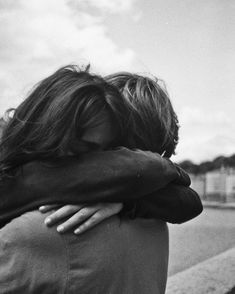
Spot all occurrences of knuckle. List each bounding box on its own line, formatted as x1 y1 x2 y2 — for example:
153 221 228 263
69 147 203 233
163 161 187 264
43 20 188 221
79 209 88 217
66 204 76 210
90 215 98 222
94 211 101 218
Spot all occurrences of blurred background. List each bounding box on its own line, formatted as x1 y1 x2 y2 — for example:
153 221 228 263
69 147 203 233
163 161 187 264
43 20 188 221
0 0 235 290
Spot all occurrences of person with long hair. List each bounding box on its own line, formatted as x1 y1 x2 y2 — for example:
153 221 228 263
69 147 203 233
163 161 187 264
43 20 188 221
33 71 200 234
0 65 202 294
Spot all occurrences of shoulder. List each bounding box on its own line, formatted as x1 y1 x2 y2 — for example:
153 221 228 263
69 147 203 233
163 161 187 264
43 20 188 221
0 211 67 294
0 210 65 251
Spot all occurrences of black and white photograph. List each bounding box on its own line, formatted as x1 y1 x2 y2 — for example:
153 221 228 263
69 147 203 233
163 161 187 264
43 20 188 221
0 0 234 293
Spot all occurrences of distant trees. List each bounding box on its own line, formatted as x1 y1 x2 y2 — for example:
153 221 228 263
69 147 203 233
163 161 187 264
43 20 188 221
179 160 199 174
179 154 235 174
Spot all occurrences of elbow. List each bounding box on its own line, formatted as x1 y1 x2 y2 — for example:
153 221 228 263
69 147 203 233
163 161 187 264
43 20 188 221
182 198 203 224
173 191 204 224
190 190 204 218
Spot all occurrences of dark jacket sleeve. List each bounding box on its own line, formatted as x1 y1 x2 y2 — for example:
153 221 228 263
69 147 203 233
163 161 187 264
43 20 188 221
0 148 190 227
124 184 203 224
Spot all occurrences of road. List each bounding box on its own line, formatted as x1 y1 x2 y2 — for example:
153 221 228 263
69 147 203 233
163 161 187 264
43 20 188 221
168 207 235 276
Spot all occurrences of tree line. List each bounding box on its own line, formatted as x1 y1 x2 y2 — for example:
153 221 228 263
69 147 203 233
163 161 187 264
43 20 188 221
179 154 235 174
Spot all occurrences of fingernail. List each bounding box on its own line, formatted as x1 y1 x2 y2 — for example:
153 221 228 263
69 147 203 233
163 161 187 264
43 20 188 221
44 218 51 225
74 229 80 235
39 206 45 211
57 225 64 233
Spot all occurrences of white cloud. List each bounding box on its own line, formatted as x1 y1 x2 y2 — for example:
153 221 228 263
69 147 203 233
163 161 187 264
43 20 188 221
0 0 137 115
74 0 136 13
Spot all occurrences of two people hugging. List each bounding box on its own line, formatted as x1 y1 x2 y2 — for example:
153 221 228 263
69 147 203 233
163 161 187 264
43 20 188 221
0 65 202 294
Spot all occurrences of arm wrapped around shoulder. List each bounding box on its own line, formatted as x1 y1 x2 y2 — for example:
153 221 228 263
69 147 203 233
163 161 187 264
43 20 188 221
0 147 193 227
123 184 203 224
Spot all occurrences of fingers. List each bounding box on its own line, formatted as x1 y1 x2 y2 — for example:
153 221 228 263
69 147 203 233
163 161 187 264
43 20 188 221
44 204 84 226
39 204 61 213
74 203 123 235
42 203 123 235
56 207 98 233
74 211 106 235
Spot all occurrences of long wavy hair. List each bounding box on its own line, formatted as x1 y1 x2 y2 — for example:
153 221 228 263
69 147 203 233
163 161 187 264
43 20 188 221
105 72 179 158
0 65 130 179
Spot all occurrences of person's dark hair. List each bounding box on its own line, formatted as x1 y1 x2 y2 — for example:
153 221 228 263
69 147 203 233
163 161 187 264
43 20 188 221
105 72 179 158
0 65 129 178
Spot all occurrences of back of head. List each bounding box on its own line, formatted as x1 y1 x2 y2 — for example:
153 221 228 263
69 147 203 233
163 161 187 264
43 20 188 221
0 65 128 177
106 72 179 158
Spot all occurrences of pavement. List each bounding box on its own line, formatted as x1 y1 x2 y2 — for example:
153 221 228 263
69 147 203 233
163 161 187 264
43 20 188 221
166 247 235 294
168 207 235 276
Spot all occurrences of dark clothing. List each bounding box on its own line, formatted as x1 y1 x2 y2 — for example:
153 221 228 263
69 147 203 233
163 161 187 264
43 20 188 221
0 148 201 294
0 211 169 294
0 148 202 227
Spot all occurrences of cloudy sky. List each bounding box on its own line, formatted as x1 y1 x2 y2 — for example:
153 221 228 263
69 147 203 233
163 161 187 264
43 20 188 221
0 0 234 163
